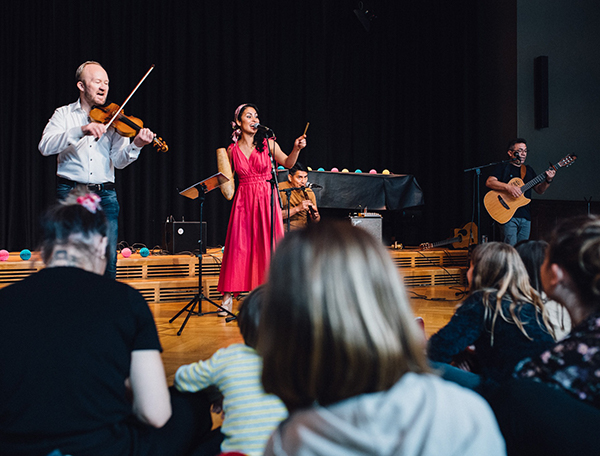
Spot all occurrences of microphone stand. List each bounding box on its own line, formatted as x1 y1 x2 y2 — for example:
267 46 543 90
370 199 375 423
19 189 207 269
265 129 282 255
279 185 305 232
464 157 517 244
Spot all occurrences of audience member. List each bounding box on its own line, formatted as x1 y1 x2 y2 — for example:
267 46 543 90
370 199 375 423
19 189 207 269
486 216 600 456
0 187 211 456
514 215 600 407
174 285 287 456
259 221 506 455
515 239 571 340
428 242 556 384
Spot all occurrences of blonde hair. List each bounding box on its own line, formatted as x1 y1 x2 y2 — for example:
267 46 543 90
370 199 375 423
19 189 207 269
259 221 429 412
75 61 104 82
469 242 555 343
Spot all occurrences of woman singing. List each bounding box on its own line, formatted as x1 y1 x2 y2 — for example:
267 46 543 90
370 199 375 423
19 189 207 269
217 103 306 315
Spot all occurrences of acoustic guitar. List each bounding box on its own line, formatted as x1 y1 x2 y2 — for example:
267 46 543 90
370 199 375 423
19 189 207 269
420 222 478 250
483 154 577 224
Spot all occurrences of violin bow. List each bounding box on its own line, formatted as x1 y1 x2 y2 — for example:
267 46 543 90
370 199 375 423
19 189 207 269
105 64 155 130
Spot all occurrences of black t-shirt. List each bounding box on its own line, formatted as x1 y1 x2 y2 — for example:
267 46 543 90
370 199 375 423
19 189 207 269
490 162 537 220
0 267 161 456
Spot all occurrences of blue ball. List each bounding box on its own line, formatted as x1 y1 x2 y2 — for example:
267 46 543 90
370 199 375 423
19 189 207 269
139 247 150 257
20 249 31 261
317 167 325 171
277 165 285 170
355 169 362 173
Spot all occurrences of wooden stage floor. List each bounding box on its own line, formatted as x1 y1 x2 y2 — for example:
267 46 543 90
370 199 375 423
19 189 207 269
153 285 465 385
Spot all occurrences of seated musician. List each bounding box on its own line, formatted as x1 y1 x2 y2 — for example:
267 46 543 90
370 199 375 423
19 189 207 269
279 162 320 231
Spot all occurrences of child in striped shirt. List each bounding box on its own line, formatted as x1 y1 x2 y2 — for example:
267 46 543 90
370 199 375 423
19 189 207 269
174 285 287 456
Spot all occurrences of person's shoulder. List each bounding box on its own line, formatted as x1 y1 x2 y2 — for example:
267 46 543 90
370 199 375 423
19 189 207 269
398 373 503 428
215 343 258 359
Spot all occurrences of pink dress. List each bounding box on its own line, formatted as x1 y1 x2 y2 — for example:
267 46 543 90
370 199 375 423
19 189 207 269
217 141 284 294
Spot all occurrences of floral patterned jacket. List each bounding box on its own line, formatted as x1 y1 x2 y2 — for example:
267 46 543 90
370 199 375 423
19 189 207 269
514 311 600 408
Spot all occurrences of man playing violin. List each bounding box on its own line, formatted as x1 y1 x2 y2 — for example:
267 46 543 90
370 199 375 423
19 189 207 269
39 61 155 279
279 162 320 232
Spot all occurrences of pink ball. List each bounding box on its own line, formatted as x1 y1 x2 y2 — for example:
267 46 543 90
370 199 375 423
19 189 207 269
0 249 9 261
369 169 377 174
331 167 339 172
121 248 132 258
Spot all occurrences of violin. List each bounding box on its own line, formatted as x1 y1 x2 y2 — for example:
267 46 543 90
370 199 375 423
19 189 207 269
90 102 168 152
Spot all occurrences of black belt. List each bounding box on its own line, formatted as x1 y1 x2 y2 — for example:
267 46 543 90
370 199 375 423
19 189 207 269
58 177 115 192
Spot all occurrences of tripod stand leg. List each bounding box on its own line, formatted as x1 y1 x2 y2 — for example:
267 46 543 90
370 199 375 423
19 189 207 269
175 298 200 336
169 295 199 323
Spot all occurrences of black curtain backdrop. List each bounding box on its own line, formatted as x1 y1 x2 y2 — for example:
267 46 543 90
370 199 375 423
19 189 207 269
0 0 479 252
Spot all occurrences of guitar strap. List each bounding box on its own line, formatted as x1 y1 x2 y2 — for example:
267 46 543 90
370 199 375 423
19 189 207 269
520 165 526 180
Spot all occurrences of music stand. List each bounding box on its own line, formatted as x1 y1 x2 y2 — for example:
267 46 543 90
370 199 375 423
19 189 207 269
169 172 234 336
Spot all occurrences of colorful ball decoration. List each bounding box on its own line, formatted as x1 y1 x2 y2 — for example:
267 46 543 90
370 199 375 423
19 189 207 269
277 165 285 170
341 168 349 173
331 167 339 172
382 169 390 175
355 169 362 173
369 169 377 174
0 249 9 261
121 247 132 258
307 166 312 171
139 247 150 257
317 167 325 171
20 249 31 261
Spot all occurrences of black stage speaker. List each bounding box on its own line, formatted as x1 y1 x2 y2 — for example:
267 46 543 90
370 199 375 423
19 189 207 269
349 213 382 242
164 221 206 254
534 56 549 129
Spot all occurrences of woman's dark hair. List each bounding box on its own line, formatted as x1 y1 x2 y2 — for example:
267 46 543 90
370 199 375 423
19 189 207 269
236 103 268 153
547 215 600 307
515 240 549 294
237 284 265 349
39 186 108 263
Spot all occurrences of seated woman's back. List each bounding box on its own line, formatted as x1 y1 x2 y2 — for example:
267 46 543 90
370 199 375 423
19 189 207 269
427 242 556 384
428 290 555 382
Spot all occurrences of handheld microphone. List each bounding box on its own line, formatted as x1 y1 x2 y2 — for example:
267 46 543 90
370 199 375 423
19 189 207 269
306 182 323 189
251 123 271 131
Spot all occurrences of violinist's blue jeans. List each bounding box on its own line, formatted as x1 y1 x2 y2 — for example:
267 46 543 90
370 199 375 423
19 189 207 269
57 183 119 280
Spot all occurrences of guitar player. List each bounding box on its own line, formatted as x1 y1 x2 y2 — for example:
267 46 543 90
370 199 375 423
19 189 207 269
485 138 555 245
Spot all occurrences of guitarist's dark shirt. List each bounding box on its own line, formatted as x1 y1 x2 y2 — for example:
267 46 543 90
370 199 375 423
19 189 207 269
490 163 537 220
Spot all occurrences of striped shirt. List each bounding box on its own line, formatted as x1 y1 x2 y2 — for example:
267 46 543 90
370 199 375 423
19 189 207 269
175 343 288 456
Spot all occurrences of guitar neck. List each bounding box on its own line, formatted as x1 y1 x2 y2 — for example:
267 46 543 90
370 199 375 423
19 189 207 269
521 160 564 192
521 171 547 193
430 236 461 248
